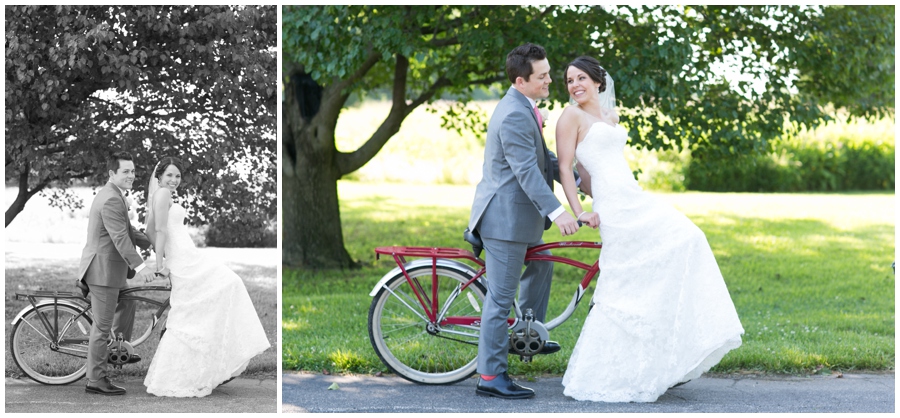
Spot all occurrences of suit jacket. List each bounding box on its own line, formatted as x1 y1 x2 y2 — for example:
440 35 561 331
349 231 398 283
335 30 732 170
468 87 560 244
77 182 151 289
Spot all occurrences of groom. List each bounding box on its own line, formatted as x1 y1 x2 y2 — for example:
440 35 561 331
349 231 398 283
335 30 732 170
76 151 155 396
468 43 579 399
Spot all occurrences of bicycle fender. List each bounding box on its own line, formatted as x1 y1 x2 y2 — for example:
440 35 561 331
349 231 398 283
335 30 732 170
369 258 478 297
10 299 89 325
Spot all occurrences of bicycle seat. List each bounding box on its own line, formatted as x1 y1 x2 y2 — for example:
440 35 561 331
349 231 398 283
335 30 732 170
463 228 483 258
75 279 89 297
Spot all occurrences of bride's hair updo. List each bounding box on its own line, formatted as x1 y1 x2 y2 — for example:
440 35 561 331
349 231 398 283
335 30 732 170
153 156 185 180
563 56 607 93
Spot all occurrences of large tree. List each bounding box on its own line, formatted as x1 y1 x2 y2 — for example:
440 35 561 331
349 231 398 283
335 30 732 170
5 5 277 239
282 5 894 269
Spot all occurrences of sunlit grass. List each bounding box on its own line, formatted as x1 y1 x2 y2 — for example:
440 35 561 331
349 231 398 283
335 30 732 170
284 181 894 377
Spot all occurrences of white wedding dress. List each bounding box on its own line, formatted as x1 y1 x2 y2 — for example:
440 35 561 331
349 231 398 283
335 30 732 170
562 122 744 402
144 203 271 397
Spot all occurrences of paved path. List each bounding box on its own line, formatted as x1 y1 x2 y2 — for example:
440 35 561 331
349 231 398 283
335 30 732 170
5 376 276 413
282 371 894 413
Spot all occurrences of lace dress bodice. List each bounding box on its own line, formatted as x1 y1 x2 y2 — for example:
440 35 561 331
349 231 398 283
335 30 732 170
164 203 199 270
576 122 640 197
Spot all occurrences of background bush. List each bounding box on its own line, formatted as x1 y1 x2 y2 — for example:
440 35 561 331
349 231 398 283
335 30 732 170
205 215 277 248
686 118 895 192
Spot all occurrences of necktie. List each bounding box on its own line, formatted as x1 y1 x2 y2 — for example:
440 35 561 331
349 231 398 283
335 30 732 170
533 105 544 133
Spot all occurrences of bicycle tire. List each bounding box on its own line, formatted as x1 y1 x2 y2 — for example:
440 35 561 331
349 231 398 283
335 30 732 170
10 303 92 385
368 264 486 385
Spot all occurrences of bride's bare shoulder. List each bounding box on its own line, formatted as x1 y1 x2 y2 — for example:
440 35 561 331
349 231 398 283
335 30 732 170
152 187 173 203
559 105 589 126
559 104 583 119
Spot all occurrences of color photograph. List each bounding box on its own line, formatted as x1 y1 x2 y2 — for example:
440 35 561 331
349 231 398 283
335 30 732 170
280 5 894 413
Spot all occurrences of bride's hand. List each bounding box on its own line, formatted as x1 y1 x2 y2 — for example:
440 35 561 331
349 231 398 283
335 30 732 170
578 212 600 228
154 266 171 279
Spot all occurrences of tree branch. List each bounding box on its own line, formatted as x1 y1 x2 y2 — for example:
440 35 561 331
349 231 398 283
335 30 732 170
332 48 381 96
430 36 459 47
469 74 507 87
336 54 413 175
406 76 452 115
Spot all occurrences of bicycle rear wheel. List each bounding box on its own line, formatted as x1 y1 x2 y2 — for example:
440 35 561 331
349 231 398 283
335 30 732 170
10 303 91 385
368 264 486 385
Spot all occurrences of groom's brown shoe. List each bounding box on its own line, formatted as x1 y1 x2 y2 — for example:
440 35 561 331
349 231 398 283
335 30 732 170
85 377 126 396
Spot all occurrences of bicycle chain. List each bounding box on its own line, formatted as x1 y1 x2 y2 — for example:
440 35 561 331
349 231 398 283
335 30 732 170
433 332 478 346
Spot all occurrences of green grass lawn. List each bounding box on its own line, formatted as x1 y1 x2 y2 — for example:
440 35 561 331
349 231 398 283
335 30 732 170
283 181 894 377
5 245 279 380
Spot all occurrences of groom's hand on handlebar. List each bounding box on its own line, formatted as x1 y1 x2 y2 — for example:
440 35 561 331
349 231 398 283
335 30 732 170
555 212 580 236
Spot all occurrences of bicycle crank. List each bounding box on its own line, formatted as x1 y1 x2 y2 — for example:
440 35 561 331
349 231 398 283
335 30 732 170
107 333 135 369
509 308 549 360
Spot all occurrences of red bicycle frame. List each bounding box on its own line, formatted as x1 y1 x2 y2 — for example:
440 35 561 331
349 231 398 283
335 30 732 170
374 241 602 328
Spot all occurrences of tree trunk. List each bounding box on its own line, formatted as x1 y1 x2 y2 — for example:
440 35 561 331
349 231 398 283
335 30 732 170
281 72 357 269
281 59 431 269
281 138 356 269
5 192 28 227
5 166 44 227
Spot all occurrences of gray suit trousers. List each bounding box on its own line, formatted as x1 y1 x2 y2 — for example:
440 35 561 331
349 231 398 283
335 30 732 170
477 236 553 375
85 283 136 382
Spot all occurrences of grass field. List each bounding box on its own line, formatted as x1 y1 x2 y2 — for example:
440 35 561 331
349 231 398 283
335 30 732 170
283 181 894 378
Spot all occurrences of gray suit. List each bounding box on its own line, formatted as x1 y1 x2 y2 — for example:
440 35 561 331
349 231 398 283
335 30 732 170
77 182 151 382
468 87 561 375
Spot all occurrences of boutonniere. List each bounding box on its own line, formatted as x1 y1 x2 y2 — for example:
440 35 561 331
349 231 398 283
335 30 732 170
539 108 550 128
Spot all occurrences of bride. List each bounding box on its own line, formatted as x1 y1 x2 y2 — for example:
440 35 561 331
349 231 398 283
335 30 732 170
142 156 271 397
555 56 744 402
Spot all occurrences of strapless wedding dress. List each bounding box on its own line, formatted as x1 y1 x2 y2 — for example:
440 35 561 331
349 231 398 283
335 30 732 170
144 203 270 397
561 122 744 402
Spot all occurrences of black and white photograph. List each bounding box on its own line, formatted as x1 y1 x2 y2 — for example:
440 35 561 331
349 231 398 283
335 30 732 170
5 5 277 413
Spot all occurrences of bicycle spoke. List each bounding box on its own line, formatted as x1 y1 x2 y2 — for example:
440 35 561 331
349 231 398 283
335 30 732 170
383 285 430 323
370 265 485 384
18 318 55 344
12 304 90 384
436 284 463 323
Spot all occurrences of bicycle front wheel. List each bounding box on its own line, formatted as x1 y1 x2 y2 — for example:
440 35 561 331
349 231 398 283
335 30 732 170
368 264 486 385
10 303 91 385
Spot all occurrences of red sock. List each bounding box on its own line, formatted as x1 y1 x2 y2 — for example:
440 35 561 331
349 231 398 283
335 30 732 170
480 374 496 381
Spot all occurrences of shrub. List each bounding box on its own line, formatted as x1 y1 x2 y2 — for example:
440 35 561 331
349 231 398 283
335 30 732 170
685 119 895 192
204 215 277 248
